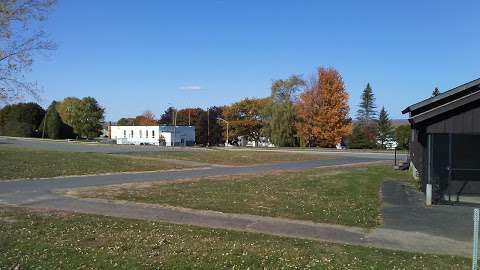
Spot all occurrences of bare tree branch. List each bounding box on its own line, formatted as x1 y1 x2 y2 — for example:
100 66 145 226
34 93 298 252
0 0 56 104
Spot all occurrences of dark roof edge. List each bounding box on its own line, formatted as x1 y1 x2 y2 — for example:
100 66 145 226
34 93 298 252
409 89 480 124
402 77 480 114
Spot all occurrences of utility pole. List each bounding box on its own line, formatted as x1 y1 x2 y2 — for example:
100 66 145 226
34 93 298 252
173 109 177 148
41 108 48 139
216 117 229 146
207 108 210 147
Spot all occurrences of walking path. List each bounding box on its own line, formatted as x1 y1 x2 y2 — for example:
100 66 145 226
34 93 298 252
22 193 470 257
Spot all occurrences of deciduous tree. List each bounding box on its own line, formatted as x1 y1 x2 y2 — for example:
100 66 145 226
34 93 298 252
70 97 104 139
268 75 305 147
117 117 134 126
0 0 57 103
223 97 271 144
42 101 62 139
134 110 157 125
0 102 44 137
56 97 81 127
395 124 411 150
297 68 351 147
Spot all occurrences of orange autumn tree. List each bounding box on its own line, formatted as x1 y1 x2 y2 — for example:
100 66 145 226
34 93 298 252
134 110 157 126
297 67 352 147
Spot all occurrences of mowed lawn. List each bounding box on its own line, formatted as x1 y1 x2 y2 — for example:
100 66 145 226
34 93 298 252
0 146 190 180
0 207 468 269
75 165 412 228
128 149 336 165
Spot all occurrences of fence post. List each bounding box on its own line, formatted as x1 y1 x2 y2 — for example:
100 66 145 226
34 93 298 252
394 147 397 166
473 208 479 270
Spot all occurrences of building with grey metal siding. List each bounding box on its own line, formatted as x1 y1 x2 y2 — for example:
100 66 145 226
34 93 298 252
403 78 480 204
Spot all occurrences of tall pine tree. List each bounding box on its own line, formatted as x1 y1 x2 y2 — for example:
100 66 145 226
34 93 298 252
377 106 393 149
356 83 377 125
350 83 378 148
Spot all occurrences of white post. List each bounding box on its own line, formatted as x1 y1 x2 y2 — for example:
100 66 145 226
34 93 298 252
426 134 432 206
473 208 479 270
426 184 432 206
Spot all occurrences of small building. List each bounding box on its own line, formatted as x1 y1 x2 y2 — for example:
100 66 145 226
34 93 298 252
402 78 480 204
109 125 195 146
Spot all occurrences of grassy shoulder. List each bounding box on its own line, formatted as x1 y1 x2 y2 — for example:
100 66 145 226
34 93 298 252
0 206 468 269
128 148 336 165
0 146 190 180
75 165 413 228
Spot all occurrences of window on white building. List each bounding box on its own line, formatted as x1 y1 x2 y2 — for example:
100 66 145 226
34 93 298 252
139 130 142 138
152 130 155 138
131 130 134 138
146 130 148 138
123 130 126 138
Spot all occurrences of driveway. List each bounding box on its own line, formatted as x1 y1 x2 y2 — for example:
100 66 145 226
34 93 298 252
382 180 474 242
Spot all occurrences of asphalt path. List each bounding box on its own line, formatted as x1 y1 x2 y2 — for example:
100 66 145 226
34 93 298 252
0 136 408 160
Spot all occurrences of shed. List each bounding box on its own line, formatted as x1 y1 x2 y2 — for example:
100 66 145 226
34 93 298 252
402 78 480 204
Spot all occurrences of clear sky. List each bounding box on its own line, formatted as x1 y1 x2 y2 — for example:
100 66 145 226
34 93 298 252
28 0 479 121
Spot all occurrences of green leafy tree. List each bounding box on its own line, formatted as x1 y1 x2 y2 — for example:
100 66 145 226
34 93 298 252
41 101 62 139
0 102 45 137
348 124 366 149
377 107 393 149
268 75 305 147
223 97 271 144
71 97 105 139
196 107 224 146
395 124 411 150
56 97 81 127
117 118 134 126
356 83 377 125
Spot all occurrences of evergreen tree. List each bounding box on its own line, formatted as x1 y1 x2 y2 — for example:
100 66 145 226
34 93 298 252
42 102 62 139
395 124 411 150
356 83 377 124
268 75 305 147
377 106 393 149
0 102 45 137
432 87 441 97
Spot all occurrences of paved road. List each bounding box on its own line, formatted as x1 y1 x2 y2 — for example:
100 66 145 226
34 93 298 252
0 136 408 160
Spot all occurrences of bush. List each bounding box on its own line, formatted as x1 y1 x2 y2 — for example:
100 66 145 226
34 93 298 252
0 103 45 137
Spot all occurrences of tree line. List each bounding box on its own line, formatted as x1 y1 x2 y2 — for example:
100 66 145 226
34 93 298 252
117 67 411 149
0 97 104 139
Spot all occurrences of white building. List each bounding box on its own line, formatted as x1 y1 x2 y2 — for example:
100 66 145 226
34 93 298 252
109 125 195 146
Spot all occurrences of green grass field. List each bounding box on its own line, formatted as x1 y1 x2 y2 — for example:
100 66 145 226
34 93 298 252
75 165 414 228
127 148 335 165
0 146 190 180
0 206 468 269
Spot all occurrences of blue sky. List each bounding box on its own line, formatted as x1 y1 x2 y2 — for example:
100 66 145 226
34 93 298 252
29 0 479 121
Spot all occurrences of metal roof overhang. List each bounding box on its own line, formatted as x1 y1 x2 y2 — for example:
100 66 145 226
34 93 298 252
409 89 480 124
402 78 480 114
